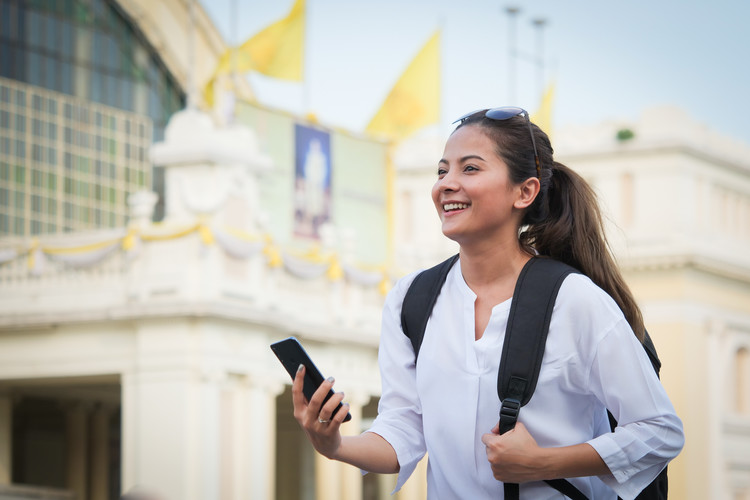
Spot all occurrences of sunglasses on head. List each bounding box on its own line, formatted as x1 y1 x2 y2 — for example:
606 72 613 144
453 106 541 181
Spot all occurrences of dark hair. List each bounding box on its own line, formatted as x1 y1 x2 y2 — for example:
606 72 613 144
455 112 645 342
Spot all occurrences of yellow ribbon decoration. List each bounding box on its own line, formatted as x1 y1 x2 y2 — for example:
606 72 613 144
121 228 138 251
140 224 199 241
43 237 122 255
378 273 391 296
326 255 344 281
263 235 283 268
198 223 215 246
27 238 39 270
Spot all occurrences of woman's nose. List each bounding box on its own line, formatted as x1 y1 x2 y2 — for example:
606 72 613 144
438 170 459 192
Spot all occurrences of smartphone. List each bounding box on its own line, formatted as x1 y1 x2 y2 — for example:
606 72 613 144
270 337 351 422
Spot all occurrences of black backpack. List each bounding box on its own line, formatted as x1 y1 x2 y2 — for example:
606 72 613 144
400 254 668 500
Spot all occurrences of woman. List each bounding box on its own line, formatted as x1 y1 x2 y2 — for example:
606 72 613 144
292 107 684 499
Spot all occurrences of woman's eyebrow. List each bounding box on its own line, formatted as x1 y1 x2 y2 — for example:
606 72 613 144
438 155 486 165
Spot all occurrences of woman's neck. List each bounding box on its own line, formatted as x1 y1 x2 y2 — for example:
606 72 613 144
458 238 532 290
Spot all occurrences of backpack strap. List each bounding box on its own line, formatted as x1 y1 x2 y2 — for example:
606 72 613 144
400 254 459 359
498 257 585 500
497 257 578 431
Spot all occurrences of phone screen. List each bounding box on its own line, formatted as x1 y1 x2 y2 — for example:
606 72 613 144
270 337 352 422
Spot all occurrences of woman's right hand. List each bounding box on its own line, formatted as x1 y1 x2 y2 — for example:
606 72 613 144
292 364 350 459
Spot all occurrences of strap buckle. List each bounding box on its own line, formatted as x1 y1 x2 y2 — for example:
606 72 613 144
498 398 521 434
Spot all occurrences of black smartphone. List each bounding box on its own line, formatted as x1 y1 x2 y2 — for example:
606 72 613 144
270 336 351 422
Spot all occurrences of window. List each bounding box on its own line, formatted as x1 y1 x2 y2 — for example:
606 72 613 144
737 347 750 415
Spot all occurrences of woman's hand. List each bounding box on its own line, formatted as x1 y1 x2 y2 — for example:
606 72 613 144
292 364 350 459
481 422 544 483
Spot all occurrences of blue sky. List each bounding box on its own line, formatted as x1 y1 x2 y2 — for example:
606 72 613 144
200 0 749 144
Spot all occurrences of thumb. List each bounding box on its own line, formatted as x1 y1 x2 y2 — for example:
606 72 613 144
490 423 500 435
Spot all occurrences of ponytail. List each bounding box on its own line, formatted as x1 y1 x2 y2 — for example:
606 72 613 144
520 162 646 342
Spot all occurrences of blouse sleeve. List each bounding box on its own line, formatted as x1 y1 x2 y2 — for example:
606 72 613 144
365 272 427 493
584 312 685 500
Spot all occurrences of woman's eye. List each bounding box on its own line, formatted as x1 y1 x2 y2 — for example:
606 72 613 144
437 168 447 176
464 165 478 172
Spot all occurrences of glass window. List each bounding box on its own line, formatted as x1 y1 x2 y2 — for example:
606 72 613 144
43 13 58 53
64 127 72 144
0 110 8 128
32 144 43 162
32 169 42 187
14 165 25 184
64 177 72 194
1 3 12 41
13 216 23 235
48 173 56 190
46 222 56 232
15 114 25 133
32 94 43 111
108 187 115 203
64 201 72 218
47 199 56 215
0 85 9 102
32 118 42 136
14 140 24 158
48 123 56 140
44 55 58 90
27 51 42 86
26 10 42 48
61 19 74 58
32 194 42 212
48 147 56 165
15 89 25 106
0 187 7 206
0 214 7 233
0 162 8 180
0 42 11 78
31 220 41 235
14 191 24 209
0 137 9 155
64 152 72 169
47 99 56 115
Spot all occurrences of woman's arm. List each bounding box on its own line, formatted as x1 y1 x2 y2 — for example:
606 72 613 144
481 422 609 483
292 366 399 474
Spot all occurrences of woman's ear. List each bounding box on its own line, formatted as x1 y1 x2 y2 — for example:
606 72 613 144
514 177 541 210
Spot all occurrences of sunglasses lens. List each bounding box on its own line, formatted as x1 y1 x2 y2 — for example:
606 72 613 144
452 109 486 124
485 107 525 120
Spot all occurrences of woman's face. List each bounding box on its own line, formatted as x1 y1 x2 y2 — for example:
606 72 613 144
431 125 523 246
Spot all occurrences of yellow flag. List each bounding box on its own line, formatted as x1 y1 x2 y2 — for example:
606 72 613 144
531 82 555 136
239 0 305 80
204 0 304 106
366 30 440 141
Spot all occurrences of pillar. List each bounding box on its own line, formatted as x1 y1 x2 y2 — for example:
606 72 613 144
246 378 284 500
65 403 90 500
0 395 11 484
89 404 112 500
314 393 370 500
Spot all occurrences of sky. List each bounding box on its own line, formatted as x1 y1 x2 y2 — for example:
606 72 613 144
200 0 750 145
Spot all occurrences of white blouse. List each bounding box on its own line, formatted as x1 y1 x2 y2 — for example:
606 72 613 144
366 259 684 500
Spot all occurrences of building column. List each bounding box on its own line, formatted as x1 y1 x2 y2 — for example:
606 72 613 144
245 378 284 500
65 403 90 500
315 392 370 500
0 394 11 484
89 404 112 500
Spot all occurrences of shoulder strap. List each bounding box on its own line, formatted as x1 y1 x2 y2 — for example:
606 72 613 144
497 257 578 412
400 254 459 359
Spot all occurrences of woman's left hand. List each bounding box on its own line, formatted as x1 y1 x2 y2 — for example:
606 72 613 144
481 422 545 483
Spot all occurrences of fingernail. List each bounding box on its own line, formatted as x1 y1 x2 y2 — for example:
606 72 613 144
340 392 345 398
326 376 334 383
297 364 304 373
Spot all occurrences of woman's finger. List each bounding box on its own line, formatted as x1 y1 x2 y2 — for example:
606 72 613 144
307 376 335 414
318 391 346 422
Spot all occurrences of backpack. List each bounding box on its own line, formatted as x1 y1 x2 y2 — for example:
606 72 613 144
400 254 668 500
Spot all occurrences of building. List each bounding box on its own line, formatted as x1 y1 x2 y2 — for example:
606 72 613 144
0 0 238 234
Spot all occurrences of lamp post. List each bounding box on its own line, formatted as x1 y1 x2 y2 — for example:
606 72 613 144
532 18 547 98
505 6 520 104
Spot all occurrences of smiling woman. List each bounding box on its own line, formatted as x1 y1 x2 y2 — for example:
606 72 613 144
288 107 684 500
